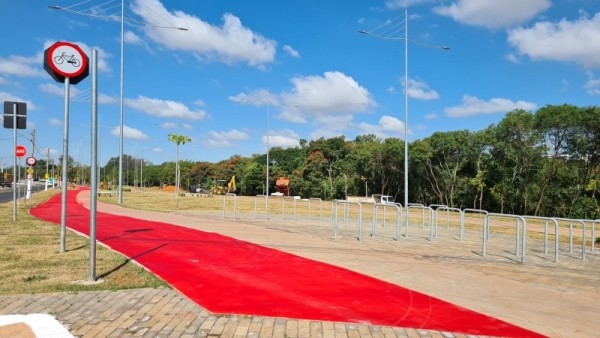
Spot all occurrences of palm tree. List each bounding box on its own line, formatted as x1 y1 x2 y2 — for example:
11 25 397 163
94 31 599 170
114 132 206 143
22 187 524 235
167 133 192 209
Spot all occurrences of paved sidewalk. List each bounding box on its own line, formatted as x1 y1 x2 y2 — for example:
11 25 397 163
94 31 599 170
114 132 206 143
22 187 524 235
3 191 599 337
0 288 466 338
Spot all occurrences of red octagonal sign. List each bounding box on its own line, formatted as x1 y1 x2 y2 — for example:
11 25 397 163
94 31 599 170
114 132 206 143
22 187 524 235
16 145 26 158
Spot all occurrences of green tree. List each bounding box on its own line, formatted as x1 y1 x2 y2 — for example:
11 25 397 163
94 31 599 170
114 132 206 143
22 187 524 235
167 133 192 208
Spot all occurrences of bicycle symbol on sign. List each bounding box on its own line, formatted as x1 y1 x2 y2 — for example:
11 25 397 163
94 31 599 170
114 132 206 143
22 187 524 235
54 52 81 67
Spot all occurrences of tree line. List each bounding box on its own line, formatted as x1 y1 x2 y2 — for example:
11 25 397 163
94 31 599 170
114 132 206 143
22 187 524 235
55 104 600 219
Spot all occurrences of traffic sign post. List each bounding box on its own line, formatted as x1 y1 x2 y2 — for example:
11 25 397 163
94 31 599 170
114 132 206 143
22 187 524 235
44 41 89 253
25 157 37 166
16 145 26 158
4 102 28 221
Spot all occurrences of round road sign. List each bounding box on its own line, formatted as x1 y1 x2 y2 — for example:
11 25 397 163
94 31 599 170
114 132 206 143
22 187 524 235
16 145 26 158
46 42 88 79
26 157 37 166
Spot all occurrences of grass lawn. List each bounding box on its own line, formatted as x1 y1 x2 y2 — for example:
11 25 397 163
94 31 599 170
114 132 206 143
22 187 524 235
0 188 168 295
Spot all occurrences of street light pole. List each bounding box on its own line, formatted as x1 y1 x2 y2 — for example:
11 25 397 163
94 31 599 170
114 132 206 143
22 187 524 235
266 103 270 215
118 0 125 204
403 8 409 212
358 8 448 214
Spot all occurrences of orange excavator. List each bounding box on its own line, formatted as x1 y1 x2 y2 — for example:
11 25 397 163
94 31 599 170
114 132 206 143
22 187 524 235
275 177 290 196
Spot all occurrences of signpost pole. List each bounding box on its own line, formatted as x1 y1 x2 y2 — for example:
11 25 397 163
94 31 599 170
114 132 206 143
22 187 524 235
60 77 70 253
12 103 17 221
44 41 89 253
89 49 98 281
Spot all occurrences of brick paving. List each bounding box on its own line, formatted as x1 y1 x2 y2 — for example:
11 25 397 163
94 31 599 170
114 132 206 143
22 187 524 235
0 289 470 337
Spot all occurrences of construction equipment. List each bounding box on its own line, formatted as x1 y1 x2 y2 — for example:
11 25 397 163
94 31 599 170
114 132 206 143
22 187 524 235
1 172 12 188
212 176 236 195
275 177 290 196
227 175 236 193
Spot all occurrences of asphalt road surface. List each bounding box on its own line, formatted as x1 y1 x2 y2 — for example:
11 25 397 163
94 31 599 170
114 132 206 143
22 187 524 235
0 181 49 204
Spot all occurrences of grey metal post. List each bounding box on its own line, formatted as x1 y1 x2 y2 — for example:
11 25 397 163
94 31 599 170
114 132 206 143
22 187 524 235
12 103 17 221
60 76 71 253
89 49 98 281
117 0 125 205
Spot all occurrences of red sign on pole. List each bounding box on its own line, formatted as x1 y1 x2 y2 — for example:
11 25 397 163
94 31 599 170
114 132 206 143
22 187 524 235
16 145 26 158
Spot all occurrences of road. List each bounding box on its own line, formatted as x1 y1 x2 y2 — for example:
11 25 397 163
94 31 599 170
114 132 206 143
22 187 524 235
0 181 50 204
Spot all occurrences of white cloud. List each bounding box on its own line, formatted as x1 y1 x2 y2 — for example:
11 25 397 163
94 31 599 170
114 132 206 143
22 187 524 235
584 78 600 95
281 71 375 118
232 71 375 137
310 115 354 139
39 83 83 100
124 31 144 45
277 109 306 124
0 91 36 110
131 0 277 68
406 78 439 100
264 129 300 148
508 13 600 69
152 147 163 152
160 122 177 129
424 113 438 120
445 95 537 117
204 129 249 148
229 89 278 107
125 95 207 120
39 83 116 104
49 118 62 126
111 125 149 140
386 0 435 9
212 129 249 141
283 45 300 58
359 115 408 139
434 0 550 29
0 54 43 78
99 93 117 104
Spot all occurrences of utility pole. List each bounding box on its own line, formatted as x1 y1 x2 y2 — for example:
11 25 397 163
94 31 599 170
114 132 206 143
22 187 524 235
46 148 50 191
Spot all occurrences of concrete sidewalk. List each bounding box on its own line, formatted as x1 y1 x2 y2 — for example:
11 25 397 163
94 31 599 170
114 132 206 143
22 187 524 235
3 191 599 337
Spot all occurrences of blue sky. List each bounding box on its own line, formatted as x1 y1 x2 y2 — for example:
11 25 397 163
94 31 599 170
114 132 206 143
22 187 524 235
1 0 599 167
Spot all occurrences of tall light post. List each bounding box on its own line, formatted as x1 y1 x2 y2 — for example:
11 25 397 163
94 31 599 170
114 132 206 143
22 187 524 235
266 102 270 201
118 0 125 204
359 8 448 211
48 2 188 204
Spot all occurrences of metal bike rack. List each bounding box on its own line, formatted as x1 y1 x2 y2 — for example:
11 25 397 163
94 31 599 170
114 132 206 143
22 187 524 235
308 198 323 221
435 206 463 239
590 220 598 254
332 200 363 241
522 215 559 263
253 195 268 220
222 193 237 219
429 204 448 235
555 218 587 260
484 213 527 263
406 205 434 241
281 196 298 221
462 209 488 242
372 203 403 241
